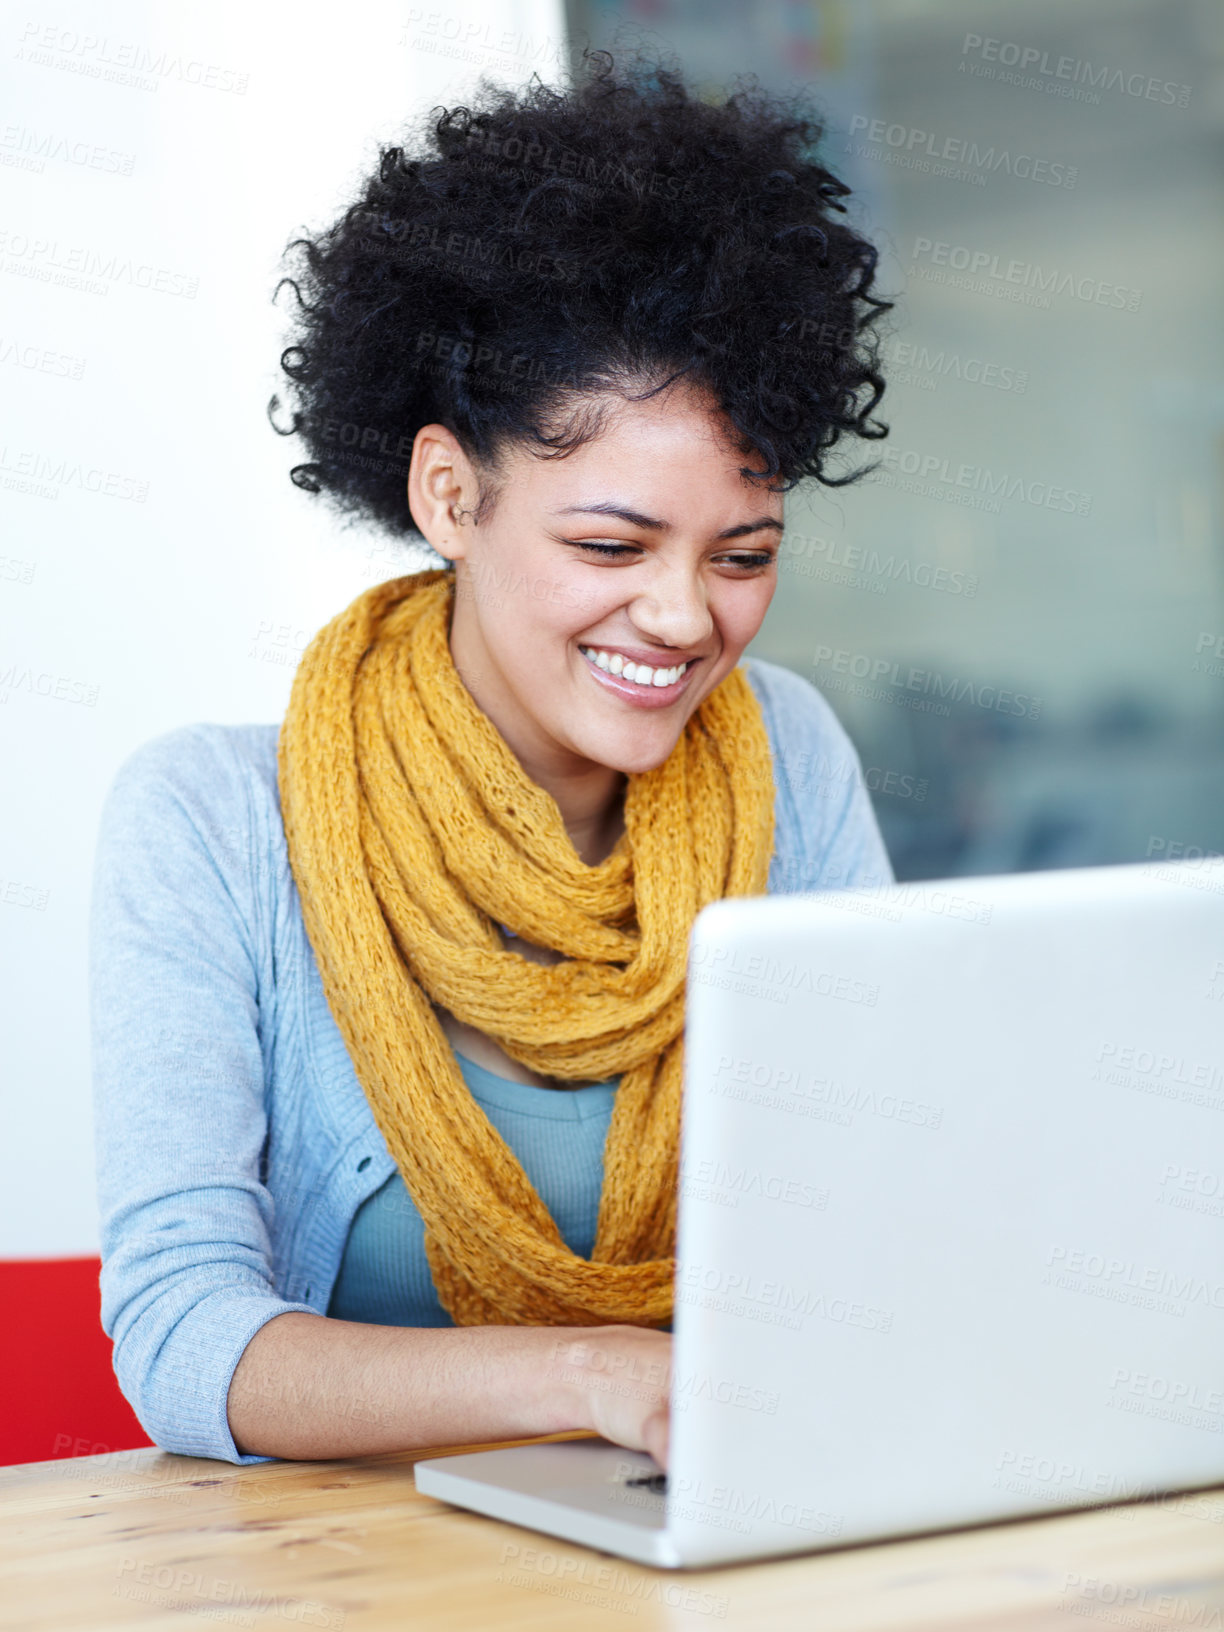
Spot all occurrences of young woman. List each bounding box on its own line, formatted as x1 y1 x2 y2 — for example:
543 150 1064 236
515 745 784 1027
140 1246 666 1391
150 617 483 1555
90 49 893 1469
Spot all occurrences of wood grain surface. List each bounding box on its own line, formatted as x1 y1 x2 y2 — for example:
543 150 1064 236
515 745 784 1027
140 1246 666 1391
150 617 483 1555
2 1437 1222 1631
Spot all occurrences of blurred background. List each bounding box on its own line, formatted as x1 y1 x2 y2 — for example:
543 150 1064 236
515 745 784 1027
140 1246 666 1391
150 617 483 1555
566 0 1224 881
1 0 1221 1458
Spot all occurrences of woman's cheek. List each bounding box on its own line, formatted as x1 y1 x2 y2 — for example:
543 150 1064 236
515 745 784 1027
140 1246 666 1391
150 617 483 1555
717 580 775 653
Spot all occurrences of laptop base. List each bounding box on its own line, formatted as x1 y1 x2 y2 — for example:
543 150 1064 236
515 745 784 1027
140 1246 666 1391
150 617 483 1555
414 1439 682 1568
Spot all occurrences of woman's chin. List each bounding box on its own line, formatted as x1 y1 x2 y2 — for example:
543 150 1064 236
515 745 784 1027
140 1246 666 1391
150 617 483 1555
569 723 685 779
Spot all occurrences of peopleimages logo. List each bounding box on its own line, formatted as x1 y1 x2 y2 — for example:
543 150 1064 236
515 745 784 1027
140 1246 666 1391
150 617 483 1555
846 114 1076 187
882 338 1027 395
0 122 137 176
1109 1367 1224 1419
877 444 1092 515
680 1154 828 1211
14 23 251 94
811 647 1042 721
783 532 979 597
0 228 199 298
959 33 1191 107
688 940 880 1006
1045 1244 1224 1315
677 1264 894 1334
909 237 1141 312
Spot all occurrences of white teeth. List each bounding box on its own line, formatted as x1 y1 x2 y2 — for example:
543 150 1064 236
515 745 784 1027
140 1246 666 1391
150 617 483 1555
580 646 691 688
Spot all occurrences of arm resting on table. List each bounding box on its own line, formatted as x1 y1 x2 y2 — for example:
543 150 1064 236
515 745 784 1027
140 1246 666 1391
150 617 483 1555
227 1314 672 1465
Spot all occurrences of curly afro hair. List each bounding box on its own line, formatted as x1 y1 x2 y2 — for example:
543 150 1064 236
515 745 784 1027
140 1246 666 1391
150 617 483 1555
270 46 892 537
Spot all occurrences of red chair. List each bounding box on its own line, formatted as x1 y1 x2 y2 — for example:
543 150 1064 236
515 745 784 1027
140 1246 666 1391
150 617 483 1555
0 1258 152 1466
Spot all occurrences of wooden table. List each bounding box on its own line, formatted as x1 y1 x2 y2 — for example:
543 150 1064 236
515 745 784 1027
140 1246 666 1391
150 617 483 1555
3 1435 1222 1630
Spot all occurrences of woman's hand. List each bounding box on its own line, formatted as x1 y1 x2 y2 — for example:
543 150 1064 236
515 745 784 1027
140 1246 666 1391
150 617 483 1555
546 1325 672 1469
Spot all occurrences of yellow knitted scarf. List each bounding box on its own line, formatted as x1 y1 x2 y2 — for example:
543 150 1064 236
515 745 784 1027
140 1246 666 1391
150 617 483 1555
277 568 775 1327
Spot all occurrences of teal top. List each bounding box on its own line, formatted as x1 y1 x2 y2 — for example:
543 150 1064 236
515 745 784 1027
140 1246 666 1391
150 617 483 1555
327 1048 622 1326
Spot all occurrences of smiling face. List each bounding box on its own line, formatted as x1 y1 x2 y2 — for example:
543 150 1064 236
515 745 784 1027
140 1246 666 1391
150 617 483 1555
407 378 783 826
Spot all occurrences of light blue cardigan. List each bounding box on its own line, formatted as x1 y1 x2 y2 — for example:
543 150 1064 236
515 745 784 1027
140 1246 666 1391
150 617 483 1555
89 656 893 1463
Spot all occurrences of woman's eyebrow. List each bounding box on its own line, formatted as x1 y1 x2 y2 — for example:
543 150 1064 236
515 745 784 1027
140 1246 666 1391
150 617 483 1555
553 501 784 540
717 516 785 540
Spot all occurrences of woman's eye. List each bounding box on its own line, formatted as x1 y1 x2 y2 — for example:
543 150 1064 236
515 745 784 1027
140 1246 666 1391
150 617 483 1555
570 541 638 559
720 553 776 570
565 542 776 569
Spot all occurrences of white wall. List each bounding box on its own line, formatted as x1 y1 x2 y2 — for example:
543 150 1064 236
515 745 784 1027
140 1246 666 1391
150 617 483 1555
0 0 567 1256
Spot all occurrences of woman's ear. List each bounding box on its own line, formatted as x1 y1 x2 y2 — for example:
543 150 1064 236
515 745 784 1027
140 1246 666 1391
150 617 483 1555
407 424 481 562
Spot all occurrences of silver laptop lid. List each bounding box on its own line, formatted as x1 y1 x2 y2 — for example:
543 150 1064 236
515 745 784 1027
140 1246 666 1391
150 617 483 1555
669 859 1224 1566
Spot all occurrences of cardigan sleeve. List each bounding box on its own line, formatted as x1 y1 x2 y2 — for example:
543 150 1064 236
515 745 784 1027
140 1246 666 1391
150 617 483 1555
89 725 315 1463
743 657 895 893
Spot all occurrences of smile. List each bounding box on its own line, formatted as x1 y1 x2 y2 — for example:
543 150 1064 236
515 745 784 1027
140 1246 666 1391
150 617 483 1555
578 644 698 705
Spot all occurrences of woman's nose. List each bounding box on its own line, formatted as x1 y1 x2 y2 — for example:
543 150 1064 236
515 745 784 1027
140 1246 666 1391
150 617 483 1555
627 565 715 650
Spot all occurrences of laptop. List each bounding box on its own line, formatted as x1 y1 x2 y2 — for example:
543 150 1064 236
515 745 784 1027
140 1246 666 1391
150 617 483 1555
415 859 1224 1568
